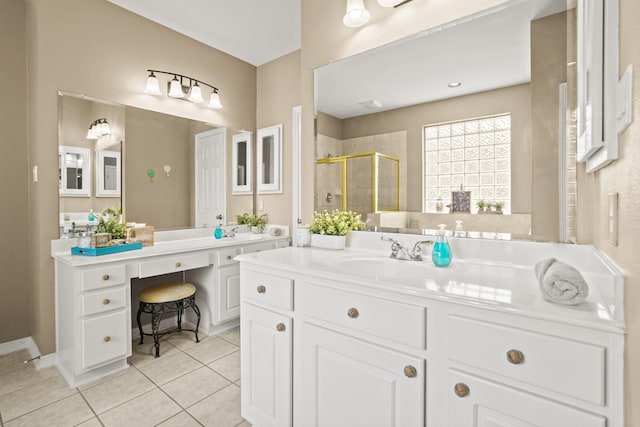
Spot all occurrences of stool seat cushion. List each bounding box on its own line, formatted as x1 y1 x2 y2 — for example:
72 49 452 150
139 282 196 303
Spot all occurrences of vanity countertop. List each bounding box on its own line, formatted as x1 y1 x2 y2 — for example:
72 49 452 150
51 232 289 267
237 232 625 334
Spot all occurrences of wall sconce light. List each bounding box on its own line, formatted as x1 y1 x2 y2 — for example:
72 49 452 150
144 70 222 109
86 118 112 140
343 0 370 27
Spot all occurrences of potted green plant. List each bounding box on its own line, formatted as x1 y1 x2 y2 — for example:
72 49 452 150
235 213 268 233
96 207 126 240
494 201 504 214
476 200 487 213
308 210 365 249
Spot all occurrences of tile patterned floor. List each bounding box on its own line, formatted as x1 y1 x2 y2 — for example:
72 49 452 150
0 328 251 427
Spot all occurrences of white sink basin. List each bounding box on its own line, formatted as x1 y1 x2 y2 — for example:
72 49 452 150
335 256 446 281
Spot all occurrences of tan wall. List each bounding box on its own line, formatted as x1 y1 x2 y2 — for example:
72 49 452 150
256 50 301 229
598 0 640 423
530 12 566 241
338 84 532 214
25 0 256 354
0 0 30 343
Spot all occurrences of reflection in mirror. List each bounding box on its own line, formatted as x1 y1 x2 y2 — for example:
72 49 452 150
232 132 253 195
59 146 91 196
315 0 574 242
257 124 283 194
58 92 252 236
96 150 121 197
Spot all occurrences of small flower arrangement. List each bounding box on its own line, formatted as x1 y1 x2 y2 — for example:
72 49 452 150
309 210 365 236
235 213 268 230
96 207 126 239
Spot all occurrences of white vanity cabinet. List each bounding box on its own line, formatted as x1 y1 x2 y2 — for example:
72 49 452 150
240 269 293 427
189 238 290 331
53 232 291 388
56 262 131 387
237 244 625 427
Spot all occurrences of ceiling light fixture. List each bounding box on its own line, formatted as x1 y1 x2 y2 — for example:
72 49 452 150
343 0 370 27
448 81 462 88
86 118 112 140
143 69 222 109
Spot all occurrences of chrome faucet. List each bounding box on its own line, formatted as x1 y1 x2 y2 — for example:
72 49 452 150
381 236 433 261
224 227 239 238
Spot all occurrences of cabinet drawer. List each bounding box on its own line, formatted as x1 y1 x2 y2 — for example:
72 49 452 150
217 247 242 267
80 310 129 372
242 242 275 254
81 265 126 292
448 316 605 405
447 370 606 427
241 270 293 310
138 252 209 278
81 287 127 316
299 282 426 349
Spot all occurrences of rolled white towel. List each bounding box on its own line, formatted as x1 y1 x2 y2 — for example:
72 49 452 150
534 258 589 305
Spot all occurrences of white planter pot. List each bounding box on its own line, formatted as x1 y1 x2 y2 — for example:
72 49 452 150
310 234 346 250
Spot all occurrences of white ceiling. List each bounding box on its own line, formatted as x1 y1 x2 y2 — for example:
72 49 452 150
107 0 301 66
316 0 568 119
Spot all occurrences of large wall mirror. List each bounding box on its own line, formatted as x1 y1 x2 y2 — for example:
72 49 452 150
57 92 253 237
315 0 580 243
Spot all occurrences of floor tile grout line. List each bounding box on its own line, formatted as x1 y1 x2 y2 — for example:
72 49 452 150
77 388 106 427
1 389 83 425
0 366 58 399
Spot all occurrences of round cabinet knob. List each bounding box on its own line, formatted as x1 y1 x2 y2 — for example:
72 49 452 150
347 308 359 319
276 323 286 332
257 285 266 294
227 255 233 260
404 365 417 378
175 262 182 268
454 383 470 398
102 274 110 281
102 299 110 305
103 336 111 343
506 349 524 365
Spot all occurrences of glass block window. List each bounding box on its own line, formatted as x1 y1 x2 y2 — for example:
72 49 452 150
423 114 511 213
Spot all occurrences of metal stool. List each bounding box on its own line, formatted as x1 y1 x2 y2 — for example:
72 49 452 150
136 282 201 357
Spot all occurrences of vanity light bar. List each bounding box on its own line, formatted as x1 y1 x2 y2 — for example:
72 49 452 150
144 70 222 109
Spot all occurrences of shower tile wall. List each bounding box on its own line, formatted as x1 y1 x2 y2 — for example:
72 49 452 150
316 134 343 211
316 131 407 217
343 131 407 214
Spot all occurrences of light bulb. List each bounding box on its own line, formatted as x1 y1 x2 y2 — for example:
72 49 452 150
343 0 370 27
168 76 185 98
188 82 204 103
144 71 162 95
208 90 222 109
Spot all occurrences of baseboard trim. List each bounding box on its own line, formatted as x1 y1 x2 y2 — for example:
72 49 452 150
0 336 57 369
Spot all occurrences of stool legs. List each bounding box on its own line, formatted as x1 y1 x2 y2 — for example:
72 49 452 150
137 297 201 358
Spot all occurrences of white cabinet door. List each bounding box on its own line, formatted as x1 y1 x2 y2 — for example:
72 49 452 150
241 303 292 427
215 265 241 324
301 323 424 427
448 370 606 427
80 310 129 372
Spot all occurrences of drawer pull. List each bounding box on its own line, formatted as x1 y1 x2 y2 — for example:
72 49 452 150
102 299 110 305
103 336 111 343
102 274 110 281
506 349 524 365
276 323 286 332
257 285 266 294
454 383 470 398
347 307 359 319
175 262 182 268
227 255 233 260
403 365 417 378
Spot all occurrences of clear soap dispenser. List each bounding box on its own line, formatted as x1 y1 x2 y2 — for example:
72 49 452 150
432 224 452 267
